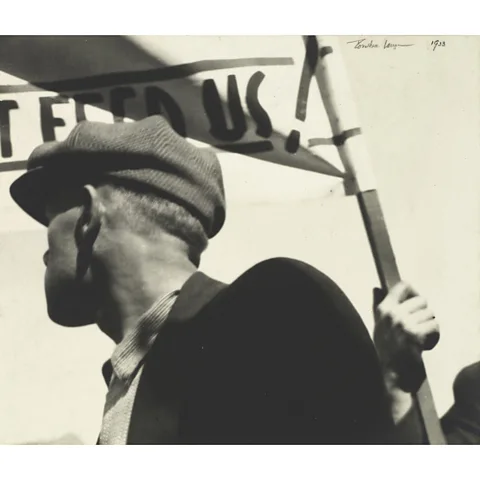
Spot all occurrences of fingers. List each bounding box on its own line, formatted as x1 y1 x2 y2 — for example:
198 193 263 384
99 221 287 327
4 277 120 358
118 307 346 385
397 296 428 315
377 292 437 336
390 281 419 303
373 282 412 309
376 282 431 320
374 281 439 350
375 283 407 319
384 311 439 350
395 303 435 326
402 319 440 351
373 282 439 392
377 298 432 326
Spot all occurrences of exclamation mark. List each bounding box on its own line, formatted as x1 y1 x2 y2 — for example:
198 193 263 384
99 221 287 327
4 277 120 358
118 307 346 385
285 36 319 154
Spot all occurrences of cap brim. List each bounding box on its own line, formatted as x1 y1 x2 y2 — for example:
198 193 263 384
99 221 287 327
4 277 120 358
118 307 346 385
10 167 54 227
10 164 227 238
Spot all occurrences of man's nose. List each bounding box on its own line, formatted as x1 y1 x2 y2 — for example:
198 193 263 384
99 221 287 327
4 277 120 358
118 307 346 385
43 250 50 267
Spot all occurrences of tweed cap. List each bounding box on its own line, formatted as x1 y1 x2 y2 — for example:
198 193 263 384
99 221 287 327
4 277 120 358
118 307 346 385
10 115 226 238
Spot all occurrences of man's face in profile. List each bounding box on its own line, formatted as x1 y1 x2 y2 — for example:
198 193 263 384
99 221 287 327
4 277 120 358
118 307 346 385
43 191 98 328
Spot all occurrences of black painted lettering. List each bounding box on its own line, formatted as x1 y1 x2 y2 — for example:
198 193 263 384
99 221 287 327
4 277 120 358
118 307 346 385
145 86 186 137
73 92 104 123
285 130 300 154
0 100 19 158
39 96 69 142
246 71 272 138
285 36 319 154
110 87 136 123
202 75 246 142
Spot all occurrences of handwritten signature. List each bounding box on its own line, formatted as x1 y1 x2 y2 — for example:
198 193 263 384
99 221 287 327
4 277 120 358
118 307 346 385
346 38 414 50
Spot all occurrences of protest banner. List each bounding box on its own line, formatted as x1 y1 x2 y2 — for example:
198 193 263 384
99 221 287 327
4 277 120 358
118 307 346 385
0 35 357 232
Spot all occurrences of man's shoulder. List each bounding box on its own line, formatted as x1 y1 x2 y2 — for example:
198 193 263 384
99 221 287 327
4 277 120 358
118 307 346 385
226 257 346 300
202 257 364 342
194 257 339 315
222 257 361 322
199 258 381 415
234 256 333 282
440 361 480 444
451 361 480 404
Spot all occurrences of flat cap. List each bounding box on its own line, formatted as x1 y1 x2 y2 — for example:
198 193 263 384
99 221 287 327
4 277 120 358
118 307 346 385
10 115 226 238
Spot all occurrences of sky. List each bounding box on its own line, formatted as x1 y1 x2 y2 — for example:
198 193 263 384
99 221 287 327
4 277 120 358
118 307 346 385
0 35 479 444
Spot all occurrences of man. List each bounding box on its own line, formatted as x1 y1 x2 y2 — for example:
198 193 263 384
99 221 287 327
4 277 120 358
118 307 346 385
373 282 480 444
10 115 394 444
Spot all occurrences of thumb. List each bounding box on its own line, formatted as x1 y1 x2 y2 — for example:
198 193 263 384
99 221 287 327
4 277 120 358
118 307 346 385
373 287 386 310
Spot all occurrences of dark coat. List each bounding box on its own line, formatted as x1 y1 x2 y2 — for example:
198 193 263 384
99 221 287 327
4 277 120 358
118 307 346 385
101 257 394 444
396 361 480 444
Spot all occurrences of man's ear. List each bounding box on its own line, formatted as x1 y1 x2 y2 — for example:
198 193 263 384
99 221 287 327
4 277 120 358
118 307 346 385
75 185 104 264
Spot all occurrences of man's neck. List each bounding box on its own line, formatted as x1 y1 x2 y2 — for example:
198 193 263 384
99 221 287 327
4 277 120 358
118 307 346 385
95 239 197 344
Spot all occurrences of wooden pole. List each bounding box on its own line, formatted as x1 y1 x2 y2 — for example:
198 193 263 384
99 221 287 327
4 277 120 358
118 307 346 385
310 35 446 444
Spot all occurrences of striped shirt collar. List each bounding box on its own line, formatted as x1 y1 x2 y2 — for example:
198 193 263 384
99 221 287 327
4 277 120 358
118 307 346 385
110 290 179 384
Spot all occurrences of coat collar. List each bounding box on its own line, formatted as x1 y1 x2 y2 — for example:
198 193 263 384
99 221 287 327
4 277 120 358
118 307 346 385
101 271 227 386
